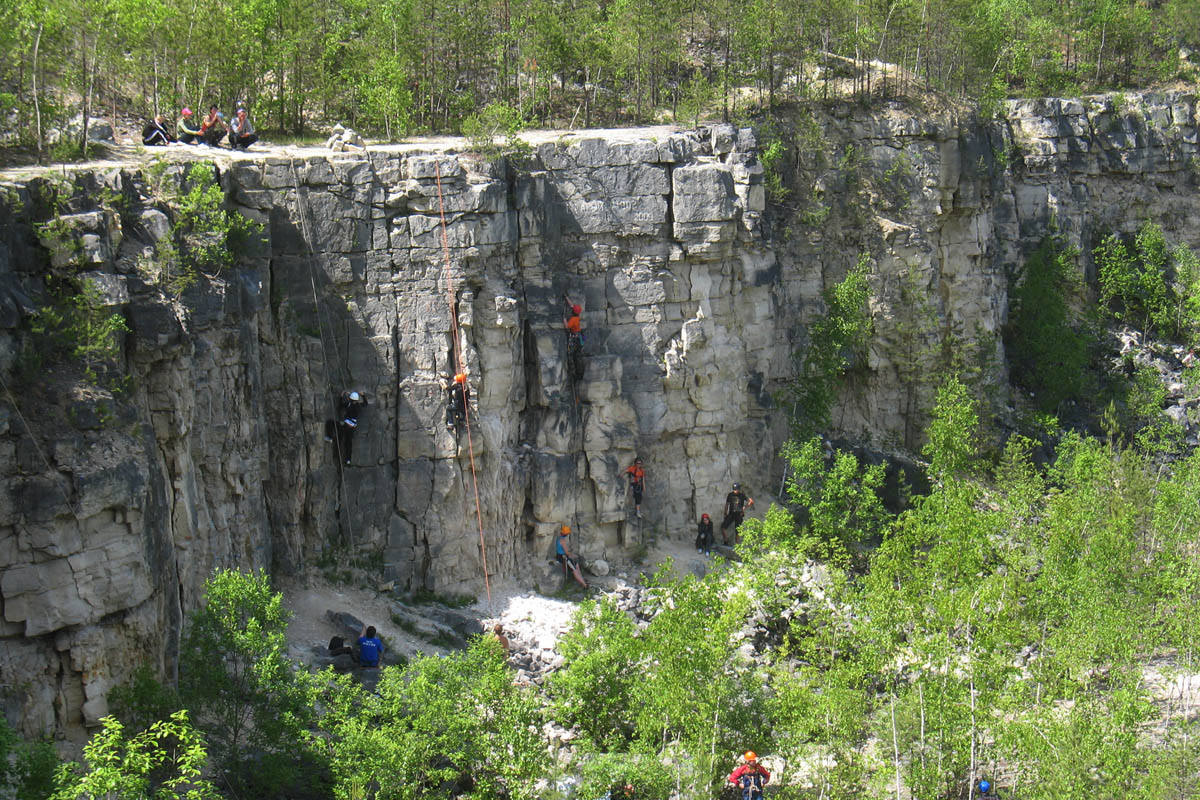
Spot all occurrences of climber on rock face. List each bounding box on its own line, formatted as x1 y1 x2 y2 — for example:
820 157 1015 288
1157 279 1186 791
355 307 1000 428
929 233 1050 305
441 372 471 432
325 390 367 466
720 483 754 545
555 525 589 589
625 457 646 518
563 294 585 384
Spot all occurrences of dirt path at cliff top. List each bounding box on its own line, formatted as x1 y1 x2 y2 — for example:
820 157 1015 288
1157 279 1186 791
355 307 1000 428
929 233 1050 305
0 125 685 181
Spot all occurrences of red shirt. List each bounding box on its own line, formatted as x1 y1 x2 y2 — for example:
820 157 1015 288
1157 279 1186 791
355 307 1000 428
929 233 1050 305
565 315 581 333
625 464 645 486
728 764 770 785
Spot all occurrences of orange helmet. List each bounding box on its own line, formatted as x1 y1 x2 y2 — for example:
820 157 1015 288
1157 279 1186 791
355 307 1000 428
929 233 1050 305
560 525 571 534
744 751 757 762
454 373 466 383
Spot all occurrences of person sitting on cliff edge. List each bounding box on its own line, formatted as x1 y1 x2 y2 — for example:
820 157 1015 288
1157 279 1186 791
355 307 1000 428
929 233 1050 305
563 294 585 384
324 389 367 465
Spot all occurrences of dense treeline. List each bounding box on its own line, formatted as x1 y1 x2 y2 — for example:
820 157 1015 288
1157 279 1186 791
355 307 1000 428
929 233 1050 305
1 0 1199 154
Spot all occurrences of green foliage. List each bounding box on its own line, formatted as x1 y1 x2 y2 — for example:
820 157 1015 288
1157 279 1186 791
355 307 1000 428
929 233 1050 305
179 569 317 797
787 254 873 435
1005 235 1091 410
923 374 979 480
576 751 674 800
162 162 260 292
26 277 129 385
549 598 640 748
316 637 547 800
462 103 531 165
758 135 790 203
1095 221 1200 342
50 711 218 800
0 713 59 800
780 437 886 560
109 666 181 734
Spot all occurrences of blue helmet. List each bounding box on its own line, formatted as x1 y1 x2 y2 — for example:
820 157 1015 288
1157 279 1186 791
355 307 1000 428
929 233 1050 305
978 779 991 793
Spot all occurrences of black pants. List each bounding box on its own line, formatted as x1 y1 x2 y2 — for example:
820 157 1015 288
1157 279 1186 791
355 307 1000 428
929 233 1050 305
179 132 198 144
229 132 258 149
567 335 585 382
143 130 170 146
202 127 224 146
720 512 744 541
325 420 355 464
696 526 713 552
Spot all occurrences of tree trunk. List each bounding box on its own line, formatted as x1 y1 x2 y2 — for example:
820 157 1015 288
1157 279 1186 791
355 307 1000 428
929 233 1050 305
32 23 44 164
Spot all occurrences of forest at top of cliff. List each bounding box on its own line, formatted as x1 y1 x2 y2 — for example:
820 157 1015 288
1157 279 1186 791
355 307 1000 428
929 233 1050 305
1 0 1199 160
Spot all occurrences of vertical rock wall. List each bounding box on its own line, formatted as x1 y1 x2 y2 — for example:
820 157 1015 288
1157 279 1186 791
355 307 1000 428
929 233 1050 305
0 91 1198 741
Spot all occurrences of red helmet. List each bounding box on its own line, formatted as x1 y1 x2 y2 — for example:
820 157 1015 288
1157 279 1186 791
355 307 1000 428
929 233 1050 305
701 513 710 520
571 304 581 315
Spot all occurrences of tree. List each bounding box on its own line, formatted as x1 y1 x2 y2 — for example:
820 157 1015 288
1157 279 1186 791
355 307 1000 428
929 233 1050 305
179 569 316 796
50 711 218 800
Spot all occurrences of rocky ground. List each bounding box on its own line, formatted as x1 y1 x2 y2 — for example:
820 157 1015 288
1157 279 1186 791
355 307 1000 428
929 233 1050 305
281 528 730 686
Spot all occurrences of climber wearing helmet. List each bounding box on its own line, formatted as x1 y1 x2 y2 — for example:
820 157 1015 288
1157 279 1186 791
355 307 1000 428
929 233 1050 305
325 389 368 466
728 751 769 800
721 483 754 545
563 294 585 384
555 525 589 589
695 512 714 555
625 457 646 518
441 372 472 432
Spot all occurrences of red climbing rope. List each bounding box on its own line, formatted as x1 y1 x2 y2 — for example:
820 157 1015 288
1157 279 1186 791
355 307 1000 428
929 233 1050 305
435 159 492 605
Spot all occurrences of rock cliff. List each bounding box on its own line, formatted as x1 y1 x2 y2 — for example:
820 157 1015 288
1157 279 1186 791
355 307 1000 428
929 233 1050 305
0 91 1197 740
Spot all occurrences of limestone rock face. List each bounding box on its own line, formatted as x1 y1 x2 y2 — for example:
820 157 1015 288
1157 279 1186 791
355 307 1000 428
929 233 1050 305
1 90 1198 742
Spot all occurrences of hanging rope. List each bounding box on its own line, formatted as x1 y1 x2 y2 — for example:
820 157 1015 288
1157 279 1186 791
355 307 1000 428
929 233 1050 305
434 159 492 605
289 158 356 550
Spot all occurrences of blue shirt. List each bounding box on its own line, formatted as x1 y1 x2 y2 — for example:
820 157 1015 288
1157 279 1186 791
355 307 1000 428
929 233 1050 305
358 635 382 666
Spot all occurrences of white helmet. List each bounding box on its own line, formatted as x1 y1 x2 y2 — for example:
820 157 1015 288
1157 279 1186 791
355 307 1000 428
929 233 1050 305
349 391 360 401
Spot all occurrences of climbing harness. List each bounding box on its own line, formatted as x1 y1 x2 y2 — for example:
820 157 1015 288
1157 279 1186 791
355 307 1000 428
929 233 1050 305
434 160 492 605
289 158 357 549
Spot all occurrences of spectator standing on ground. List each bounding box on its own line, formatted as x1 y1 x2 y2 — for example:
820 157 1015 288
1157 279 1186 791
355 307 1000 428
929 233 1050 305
357 624 383 667
625 457 645 518
720 483 754 545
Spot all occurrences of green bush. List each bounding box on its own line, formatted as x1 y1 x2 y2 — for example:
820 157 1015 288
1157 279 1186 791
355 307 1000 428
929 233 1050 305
317 637 546 800
26 277 129 385
1094 221 1200 342
1005 235 1090 411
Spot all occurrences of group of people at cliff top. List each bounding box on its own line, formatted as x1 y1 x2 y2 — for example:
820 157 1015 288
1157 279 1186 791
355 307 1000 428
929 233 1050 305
141 103 258 150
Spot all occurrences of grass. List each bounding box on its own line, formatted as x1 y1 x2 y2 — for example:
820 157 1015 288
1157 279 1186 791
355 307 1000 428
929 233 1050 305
409 588 475 608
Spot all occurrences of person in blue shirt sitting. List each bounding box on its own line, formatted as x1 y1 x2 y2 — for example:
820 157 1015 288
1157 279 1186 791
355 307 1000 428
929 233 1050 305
357 624 383 667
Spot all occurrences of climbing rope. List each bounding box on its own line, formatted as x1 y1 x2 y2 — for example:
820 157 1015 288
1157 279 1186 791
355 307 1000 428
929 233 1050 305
434 159 492 605
289 158 356 550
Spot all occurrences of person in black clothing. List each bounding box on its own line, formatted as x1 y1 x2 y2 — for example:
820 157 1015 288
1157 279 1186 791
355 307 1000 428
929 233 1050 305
720 483 754 545
442 372 470 431
142 115 175 146
324 390 367 465
695 513 714 554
